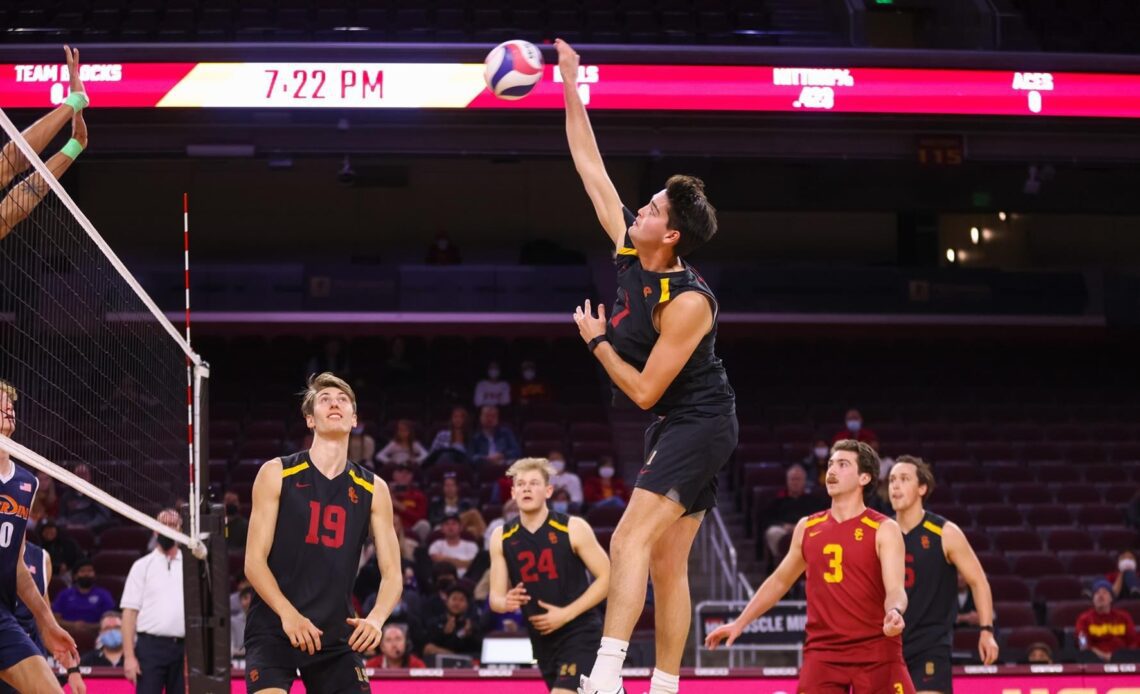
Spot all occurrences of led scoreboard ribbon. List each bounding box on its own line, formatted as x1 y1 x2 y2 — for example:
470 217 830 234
3 61 1140 118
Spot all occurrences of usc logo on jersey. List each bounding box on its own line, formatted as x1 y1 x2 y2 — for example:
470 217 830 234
548 531 558 545
348 487 359 505
854 528 864 542
921 535 930 550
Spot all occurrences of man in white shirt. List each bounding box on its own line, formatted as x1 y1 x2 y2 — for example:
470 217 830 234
428 515 479 578
121 509 185 693
473 362 511 407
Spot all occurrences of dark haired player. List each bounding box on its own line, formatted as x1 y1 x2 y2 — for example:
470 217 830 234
889 456 998 693
489 458 610 694
556 39 737 694
244 372 402 693
707 440 915 694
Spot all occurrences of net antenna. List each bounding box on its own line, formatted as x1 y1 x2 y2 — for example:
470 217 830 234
0 106 209 558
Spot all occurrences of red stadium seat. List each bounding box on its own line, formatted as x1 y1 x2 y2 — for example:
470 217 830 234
92 551 142 577
1104 485 1137 503
1028 463 1081 483
1057 551 1117 577
523 439 563 458
98 526 153 552
1077 504 1124 525
1046 600 1091 629
976 552 1012 576
1067 443 1107 464
953 628 982 653
245 419 287 439
63 526 96 555
994 602 1038 628
988 576 1031 602
1083 464 1119 483
962 528 990 551
1004 483 1051 504
1033 576 1083 603
1046 528 1095 553
994 529 1044 553
571 441 614 461
1096 527 1140 553
1024 505 1074 528
741 463 787 488
735 443 785 462
976 506 1025 528
1054 484 1102 504
958 485 1004 505
1010 552 1066 578
987 464 1027 484
521 421 563 442
1115 601 1140 625
1003 626 1059 652
569 422 611 442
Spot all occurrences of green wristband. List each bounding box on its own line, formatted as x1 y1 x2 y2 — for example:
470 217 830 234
63 91 89 112
61 138 84 160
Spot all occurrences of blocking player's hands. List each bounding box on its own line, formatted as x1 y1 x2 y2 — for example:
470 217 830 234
504 582 531 612
42 620 79 668
64 45 86 98
529 600 572 636
282 609 323 654
704 619 744 650
554 39 579 86
882 608 905 638
346 616 383 653
124 654 141 684
978 629 999 665
574 299 607 343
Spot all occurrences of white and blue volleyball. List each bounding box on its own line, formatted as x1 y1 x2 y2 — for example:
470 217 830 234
484 40 544 100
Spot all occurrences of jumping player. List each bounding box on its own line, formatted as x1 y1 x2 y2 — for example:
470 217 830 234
888 456 998 693
0 379 79 692
489 458 610 694
706 440 915 694
0 46 89 241
557 39 737 694
244 373 402 693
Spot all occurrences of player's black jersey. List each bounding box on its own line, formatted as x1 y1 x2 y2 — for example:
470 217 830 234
902 511 958 656
501 511 599 637
608 206 734 416
246 451 375 646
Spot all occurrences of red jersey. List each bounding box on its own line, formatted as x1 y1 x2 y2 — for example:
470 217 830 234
1076 608 1139 654
800 507 901 663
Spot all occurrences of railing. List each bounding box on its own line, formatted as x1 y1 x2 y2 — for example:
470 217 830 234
696 508 753 604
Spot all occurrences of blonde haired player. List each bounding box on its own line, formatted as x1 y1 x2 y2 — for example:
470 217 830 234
489 458 610 694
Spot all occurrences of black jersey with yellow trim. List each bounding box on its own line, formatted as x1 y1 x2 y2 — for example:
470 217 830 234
501 511 600 637
902 511 959 657
246 450 376 645
607 206 734 416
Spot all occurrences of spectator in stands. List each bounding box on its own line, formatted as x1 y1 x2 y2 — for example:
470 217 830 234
550 487 574 515
1076 578 1139 661
53 558 116 631
58 463 115 532
1025 642 1053 664
470 405 521 467
80 610 125 667
422 563 461 623
955 571 978 627
801 439 831 488
1109 550 1140 599
391 463 431 541
428 514 479 578
366 623 426 668
483 499 519 550
305 338 351 380
583 456 629 509
548 449 584 505
832 408 878 447
376 419 428 467
348 423 377 466
427 474 477 529
514 360 552 407
37 519 82 580
426 230 461 265
229 581 252 659
29 470 59 530
758 464 827 563
223 491 248 551
474 361 511 407
423 582 483 660
429 406 472 460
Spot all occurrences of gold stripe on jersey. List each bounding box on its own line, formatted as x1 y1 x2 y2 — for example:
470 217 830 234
659 278 671 303
348 468 374 494
922 520 943 536
861 516 881 530
549 519 570 533
501 525 520 540
805 515 829 528
617 247 638 256
281 461 310 478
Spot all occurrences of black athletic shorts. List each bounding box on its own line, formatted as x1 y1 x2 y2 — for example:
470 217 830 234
905 645 952 693
245 631 369 694
533 622 601 691
636 407 738 515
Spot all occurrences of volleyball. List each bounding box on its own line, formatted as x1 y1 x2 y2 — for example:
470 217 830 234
483 39 544 100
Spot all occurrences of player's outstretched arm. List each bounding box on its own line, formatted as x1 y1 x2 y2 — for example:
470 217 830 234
942 521 999 664
877 518 908 638
0 112 87 241
245 459 323 654
556 39 626 249
575 292 712 410
17 541 77 665
488 525 531 614
706 517 808 649
349 477 402 653
529 517 611 635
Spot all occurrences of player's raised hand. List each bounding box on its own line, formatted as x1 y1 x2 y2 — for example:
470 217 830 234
504 582 531 611
554 39 579 86
529 600 571 635
978 629 999 665
704 620 744 650
346 616 383 653
64 45 86 98
882 608 905 637
42 620 79 669
282 609 323 654
574 299 606 344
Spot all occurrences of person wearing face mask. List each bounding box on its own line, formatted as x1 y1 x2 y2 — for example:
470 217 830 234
1108 550 1140 599
81 611 125 667
802 439 832 488
474 361 512 408
548 450 584 506
52 559 116 633
550 488 575 515
833 408 879 447
515 360 552 407
583 458 629 510
223 491 249 551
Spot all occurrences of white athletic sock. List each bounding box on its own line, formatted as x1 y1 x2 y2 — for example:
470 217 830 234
589 637 629 692
648 668 680 694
